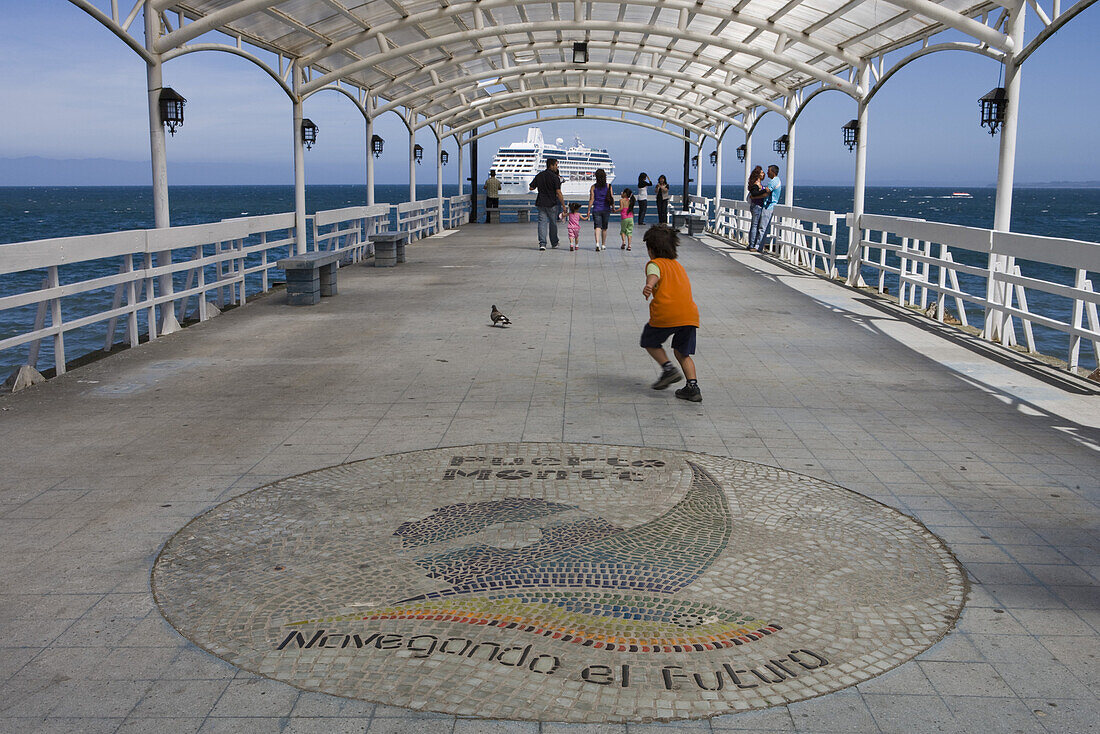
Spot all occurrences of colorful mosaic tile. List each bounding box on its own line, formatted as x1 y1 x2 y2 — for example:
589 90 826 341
152 444 967 723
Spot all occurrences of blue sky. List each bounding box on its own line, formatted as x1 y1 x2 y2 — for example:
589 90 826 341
1 2 1097 187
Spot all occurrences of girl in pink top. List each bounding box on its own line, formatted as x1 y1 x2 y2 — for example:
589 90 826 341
566 202 587 251
619 189 636 251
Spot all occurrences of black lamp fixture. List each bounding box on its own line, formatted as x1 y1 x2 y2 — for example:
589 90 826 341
979 87 1007 136
300 119 318 150
440 150 449 166
691 154 699 169
773 134 789 158
842 119 859 151
158 87 186 136
576 107 584 117
572 41 589 64
736 143 746 162
371 134 384 158
413 143 424 164
709 150 718 167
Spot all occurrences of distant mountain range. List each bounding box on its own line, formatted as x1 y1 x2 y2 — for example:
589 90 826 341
1 157 1098 188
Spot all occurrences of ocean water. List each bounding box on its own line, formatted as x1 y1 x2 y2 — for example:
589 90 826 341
0 184 1097 376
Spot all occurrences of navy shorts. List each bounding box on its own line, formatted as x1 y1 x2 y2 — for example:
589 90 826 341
640 324 697 355
591 210 610 230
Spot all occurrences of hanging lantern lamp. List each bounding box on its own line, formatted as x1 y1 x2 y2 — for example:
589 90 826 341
709 150 718 166
979 87 1007 136
572 42 588 64
158 87 186 136
413 143 424 164
301 119 318 150
440 150 449 165
842 119 859 151
736 144 746 162
773 134 788 158
691 154 699 169
371 134 384 158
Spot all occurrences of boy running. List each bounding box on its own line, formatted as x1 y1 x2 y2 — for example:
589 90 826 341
640 225 701 402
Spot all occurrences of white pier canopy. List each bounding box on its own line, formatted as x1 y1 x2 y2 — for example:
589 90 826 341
71 0 1093 258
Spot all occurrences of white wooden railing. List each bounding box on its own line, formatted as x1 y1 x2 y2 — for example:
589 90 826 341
714 199 753 243
396 199 442 241
0 204 429 379
688 195 710 221
311 204 392 261
446 195 471 229
849 213 1100 370
713 201 841 278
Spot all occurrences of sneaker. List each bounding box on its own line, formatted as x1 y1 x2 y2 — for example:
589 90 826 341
539 245 546 251
552 243 559 248
675 384 702 402
651 367 683 390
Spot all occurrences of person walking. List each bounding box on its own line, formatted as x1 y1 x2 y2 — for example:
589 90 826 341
655 174 671 224
566 202 587 251
636 173 653 225
484 170 501 223
749 165 782 253
746 166 769 251
640 224 702 402
619 188 636 250
529 157 565 250
587 168 614 251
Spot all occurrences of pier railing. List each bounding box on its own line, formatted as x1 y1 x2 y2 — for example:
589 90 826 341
0 200 469 381
713 200 841 278
848 213 1100 370
688 195 711 221
446 195 471 228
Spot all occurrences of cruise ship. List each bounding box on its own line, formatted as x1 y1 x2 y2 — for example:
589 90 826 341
490 128 615 197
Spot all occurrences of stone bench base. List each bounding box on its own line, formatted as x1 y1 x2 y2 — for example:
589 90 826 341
277 252 341 306
369 231 410 268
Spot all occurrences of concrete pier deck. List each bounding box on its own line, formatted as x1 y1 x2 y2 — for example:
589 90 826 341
1 223 1097 733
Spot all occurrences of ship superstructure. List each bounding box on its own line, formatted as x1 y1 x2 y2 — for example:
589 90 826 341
490 128 615 197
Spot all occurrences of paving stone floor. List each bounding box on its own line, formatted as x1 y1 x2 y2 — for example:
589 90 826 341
0 222 1097 733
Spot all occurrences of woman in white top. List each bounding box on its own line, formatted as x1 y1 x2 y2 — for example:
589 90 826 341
636 173 653 225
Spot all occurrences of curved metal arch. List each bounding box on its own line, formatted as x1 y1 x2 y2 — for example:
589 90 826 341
163 44 295 100
418 86 738 133
451 105 712 143
298 0 863 71
1016 0 1099 66
866 42 1004 104
302 20 858 98
789 85 856 125
373 61 784 121
301 82 368 115
370 40 795 105
745 106 787 137
67 0 155 64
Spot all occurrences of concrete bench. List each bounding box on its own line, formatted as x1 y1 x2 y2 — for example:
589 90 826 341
369 231 410 267
485 207 500 223
671 211 690 231
517 209 530 223
686 215 706 236
276 251 341 306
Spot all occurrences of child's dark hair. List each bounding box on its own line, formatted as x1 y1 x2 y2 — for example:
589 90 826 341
643 224 678 259
569 202 582 213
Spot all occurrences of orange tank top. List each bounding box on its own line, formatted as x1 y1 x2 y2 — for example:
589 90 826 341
647 258 699 328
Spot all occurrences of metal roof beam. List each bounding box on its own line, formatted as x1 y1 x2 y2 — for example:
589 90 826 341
451 105 716 141
298 0 861 68
302 20 856 96
154 0 291 52
882 0 1013 50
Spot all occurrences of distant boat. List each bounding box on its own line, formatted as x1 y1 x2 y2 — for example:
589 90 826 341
950 192 972 197
490 127 615 198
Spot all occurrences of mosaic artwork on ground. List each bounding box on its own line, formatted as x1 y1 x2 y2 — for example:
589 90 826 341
152 444 967 722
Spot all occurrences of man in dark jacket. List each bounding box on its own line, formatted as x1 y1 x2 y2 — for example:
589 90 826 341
530 158 565 250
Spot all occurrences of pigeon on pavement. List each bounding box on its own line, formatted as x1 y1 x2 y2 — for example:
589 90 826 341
490 305 512 327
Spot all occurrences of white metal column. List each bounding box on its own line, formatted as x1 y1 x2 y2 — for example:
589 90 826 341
457 140 465 197
409 122 417 203
847 64 871 287
366 114 375 206
292 65 307 255
987 1 1026 343
784 119 795 206
436 137 444 232
743 129 753 199
695 136 704 200
713 138 723 226
144 2 180 334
